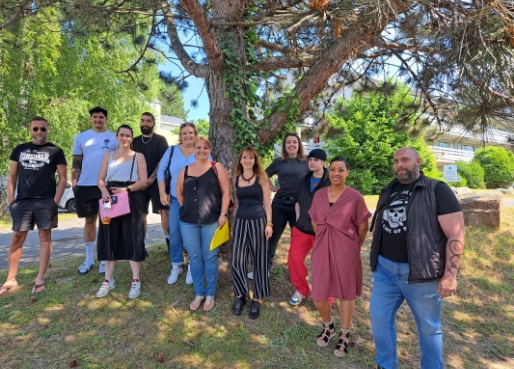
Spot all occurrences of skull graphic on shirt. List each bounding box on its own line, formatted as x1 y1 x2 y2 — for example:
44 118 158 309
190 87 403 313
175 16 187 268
383 195 408 229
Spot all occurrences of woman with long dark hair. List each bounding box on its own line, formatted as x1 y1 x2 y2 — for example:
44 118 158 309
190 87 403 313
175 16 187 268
96 124 148 298
261 133 309 275
230 147 273 319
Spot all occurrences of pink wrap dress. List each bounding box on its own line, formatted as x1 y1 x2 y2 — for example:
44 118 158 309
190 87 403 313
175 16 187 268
308 187 371 301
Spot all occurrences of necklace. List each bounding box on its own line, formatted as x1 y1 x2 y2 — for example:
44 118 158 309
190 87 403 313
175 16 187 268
242 172 256 183
141 135 153 144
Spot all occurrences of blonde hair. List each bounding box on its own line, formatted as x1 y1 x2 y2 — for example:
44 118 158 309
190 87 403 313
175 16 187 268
235 146 268 185
281 133 306 161
195 136 212 151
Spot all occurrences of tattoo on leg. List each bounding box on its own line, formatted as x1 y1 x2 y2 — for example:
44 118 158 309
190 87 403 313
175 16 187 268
447 239 464 274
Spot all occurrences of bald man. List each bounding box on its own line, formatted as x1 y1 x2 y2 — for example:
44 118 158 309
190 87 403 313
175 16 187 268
369 148 465 369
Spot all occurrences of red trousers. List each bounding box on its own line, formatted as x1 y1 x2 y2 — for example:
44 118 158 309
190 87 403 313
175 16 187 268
287 226 316 297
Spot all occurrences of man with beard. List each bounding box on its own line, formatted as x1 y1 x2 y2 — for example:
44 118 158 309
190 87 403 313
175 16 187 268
132 112 170 251
73 106 117 275
0 117 67 296
369 148 465 369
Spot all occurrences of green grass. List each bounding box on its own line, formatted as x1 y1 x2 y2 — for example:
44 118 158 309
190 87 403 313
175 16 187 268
1 201 513 368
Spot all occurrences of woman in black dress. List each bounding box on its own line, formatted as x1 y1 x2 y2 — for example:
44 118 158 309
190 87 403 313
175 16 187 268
96 124 148 299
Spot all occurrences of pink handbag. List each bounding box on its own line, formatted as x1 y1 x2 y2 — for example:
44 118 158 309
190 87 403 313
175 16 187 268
98 154 135 219
99 191 130 219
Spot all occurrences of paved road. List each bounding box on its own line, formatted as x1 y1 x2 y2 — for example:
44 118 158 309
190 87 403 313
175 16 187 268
0 212 165 270
2 198 513 271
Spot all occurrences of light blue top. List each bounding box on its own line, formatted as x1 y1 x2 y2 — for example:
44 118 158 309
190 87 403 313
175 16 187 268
157 145 212 197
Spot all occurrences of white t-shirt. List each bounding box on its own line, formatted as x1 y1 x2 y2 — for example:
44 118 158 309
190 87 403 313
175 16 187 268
72 129 117 186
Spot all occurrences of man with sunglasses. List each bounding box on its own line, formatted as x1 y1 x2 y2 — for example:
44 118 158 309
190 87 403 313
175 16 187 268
72 106 117 275
0 116 67 296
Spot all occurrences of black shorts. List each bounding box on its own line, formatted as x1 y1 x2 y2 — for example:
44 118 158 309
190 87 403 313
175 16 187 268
140 182 169 214
10 198 58 232
74 185 102 218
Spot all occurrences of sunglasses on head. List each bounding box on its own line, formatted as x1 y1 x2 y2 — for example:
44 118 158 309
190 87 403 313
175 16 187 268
32 127 47 132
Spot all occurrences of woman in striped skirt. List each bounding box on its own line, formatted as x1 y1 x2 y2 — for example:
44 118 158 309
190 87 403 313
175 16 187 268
231 146 273 319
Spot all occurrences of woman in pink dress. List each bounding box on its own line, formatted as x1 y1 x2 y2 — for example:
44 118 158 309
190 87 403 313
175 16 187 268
308 156 371 358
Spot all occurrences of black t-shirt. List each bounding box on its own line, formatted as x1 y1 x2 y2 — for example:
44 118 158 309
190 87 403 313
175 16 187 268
379 179 461 263
132 133 169 177
10 142 67 199
235 177 265 219
265 158 309 198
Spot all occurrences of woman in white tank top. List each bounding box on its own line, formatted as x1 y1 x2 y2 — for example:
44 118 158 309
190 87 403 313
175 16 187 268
95 124 148 299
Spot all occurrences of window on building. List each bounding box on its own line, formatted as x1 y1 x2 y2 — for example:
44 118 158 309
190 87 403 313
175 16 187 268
436 141 450 148
463 145 475 152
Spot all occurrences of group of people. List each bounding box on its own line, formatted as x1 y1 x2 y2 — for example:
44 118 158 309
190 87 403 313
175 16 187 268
0 107 465 369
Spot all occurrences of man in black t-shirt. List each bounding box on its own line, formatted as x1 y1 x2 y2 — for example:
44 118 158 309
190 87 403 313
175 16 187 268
369 148 465 369
0 116 67 296
132 112 170 251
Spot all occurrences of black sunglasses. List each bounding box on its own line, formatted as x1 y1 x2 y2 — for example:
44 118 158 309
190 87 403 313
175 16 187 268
32 127 47 132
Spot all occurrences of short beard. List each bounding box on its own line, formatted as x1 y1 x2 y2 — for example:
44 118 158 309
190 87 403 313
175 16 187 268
395 168 419 184
141 126 154 135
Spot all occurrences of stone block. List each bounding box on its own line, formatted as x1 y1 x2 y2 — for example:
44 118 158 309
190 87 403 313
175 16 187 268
456 192 501 229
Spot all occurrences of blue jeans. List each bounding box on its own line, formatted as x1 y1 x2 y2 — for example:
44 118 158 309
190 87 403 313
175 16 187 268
168 196 184 265
179 221 219 297
370 255 443 369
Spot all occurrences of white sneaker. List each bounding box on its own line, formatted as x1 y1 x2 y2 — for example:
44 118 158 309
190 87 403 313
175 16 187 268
289 291 305 306
167 266 183 285
185 265 193 284
128 281 141 299
78 261 94 275
98 261 106 274
96 279 116 298
247 271 253 280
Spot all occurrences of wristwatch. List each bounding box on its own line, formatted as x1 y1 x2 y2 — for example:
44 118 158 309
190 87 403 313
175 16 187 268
127 187 131 193
220 212 228 217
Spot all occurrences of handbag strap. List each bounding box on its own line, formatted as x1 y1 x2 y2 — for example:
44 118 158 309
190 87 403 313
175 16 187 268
128 153 136 182
166 145 175 169
211 161 223 194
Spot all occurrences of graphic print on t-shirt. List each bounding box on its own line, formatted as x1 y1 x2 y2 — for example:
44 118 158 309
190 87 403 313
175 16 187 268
382 191 410 235
19 149 50 170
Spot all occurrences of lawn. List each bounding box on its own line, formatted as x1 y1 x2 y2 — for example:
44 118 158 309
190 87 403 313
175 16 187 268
0 203 513 368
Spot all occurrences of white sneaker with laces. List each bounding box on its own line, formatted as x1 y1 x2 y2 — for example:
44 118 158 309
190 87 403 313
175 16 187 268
167 266 183 285
247 271 253 280
98 261 106 274
289 291 305 306
185 265 193 284
128 281 141 299
96 279 116 298
78 261 95 275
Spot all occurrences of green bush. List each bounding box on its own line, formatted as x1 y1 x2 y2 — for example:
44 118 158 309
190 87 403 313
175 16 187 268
346 168 378 195
456 160 486 189
472 146 514 188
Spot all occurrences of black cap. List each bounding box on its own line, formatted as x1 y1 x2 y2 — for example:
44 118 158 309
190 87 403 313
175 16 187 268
89 106 108 117
308 149 327 161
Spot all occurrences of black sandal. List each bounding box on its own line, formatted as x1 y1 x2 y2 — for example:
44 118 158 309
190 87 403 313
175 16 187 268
333 330 350 357
316 321 336 347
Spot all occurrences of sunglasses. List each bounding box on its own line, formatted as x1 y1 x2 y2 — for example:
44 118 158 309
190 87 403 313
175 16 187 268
32 127 47 132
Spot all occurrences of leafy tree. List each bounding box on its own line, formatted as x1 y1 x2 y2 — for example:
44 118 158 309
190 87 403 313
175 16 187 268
455 161 486 189
173 118 209 136
159 83 186 118
323 83 438 194
0 7 170 175
472 147 514 189
1 1 514 169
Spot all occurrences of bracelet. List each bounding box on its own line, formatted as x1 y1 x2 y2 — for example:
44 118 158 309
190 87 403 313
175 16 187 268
266 221 273 227
126 187 131 193
220 212 228 217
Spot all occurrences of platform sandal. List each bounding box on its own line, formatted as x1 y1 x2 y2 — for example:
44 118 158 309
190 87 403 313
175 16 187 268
334 329 350 357
316 320 336 347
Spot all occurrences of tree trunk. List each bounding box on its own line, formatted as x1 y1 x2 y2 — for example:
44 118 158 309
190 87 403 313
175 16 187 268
208 0 249 172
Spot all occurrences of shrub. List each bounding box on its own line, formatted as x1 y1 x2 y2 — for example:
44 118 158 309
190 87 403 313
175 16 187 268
472 146 514 188
455 160 486 189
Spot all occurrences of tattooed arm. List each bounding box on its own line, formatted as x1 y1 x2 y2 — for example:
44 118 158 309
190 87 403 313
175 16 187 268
72 155 83 187
437 211 465 298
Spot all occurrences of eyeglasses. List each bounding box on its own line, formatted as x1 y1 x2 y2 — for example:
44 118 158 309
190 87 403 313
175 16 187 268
32 127 47 132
